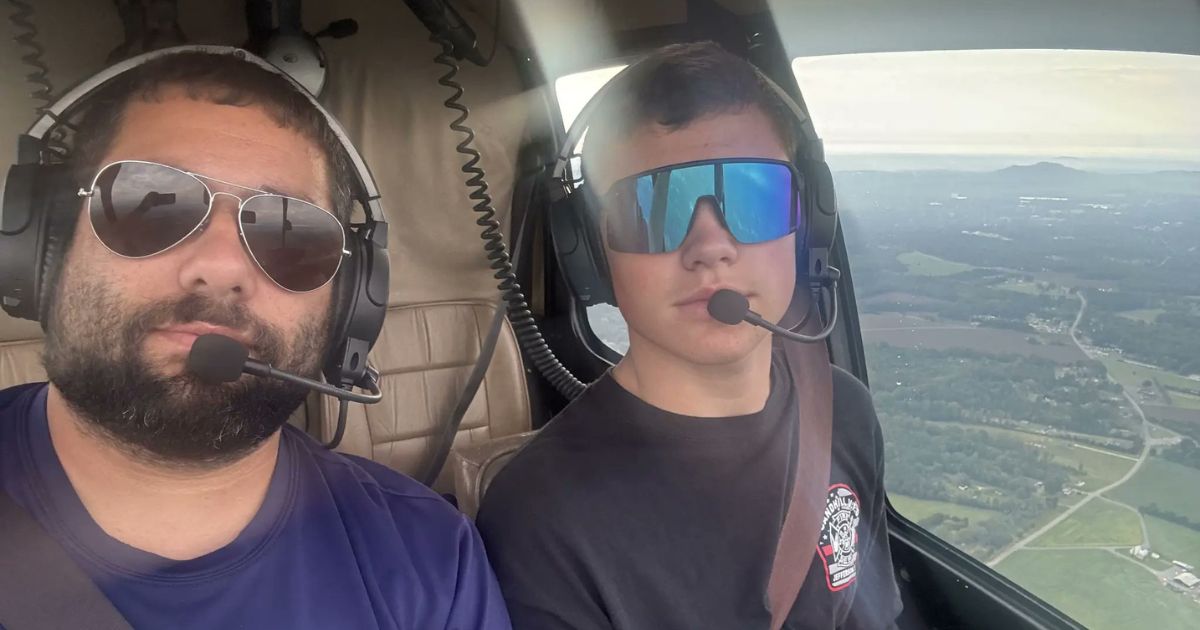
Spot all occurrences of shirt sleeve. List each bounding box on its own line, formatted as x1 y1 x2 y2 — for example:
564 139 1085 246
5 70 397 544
445 516 514 630
477 477 614 630
842 403 904 630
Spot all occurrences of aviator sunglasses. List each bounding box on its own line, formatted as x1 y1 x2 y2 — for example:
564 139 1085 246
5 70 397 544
597 158 804 254
80 160 348 292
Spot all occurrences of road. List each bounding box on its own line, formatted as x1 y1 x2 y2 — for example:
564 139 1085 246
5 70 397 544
988 291 1153 567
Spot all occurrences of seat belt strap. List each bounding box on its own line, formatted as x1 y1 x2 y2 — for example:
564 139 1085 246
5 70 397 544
0 491 133 630
419 301 507 486
766 339 834 630
419 208 534 486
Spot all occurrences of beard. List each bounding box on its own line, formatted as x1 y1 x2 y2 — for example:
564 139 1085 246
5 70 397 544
42 273 333 468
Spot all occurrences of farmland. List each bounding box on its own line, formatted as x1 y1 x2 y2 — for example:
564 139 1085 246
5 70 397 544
861 314 1086 363
936 422 1135 489
997 550 1200 630
1031 499 1143 547
896 251 977 276
1117 308 1166 323
1145 515 1200 570
1097 355 1200 396
1107 458 1200 524
889 494 1002 525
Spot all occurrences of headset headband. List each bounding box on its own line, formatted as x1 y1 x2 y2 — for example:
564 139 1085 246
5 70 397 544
25 45 383 220
552 57 825 184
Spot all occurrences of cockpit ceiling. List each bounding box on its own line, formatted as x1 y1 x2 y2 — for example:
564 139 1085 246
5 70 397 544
483 0 1200 77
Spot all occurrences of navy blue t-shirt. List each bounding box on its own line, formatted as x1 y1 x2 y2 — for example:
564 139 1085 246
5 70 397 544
0 383 511 630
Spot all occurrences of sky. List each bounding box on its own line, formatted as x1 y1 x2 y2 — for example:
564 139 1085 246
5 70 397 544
555 50 1200 167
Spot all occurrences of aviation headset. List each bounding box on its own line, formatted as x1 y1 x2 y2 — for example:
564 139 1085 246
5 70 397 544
0 45 390 392
547 53 841 321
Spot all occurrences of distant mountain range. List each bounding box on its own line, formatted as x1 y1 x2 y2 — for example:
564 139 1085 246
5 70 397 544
833 161 1200 197
826 153 1200 174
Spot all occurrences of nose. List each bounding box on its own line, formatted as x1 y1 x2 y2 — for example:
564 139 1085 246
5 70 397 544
679 196 738 271
175 193 259 300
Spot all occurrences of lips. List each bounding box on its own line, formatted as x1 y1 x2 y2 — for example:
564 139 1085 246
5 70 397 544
675 285 750 308
152 323 254 349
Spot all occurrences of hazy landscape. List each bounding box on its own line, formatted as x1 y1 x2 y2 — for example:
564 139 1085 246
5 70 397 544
840 159 1200 628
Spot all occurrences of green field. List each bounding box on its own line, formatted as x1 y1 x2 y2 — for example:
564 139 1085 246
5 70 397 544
897 251 977 276
1148 424 1181 440
1059 492 1086 507
1039 441 1136 489
1167 389 1200 411
1117 308 1166 323
1146 515 1200 569
889 494 1001 524
1108 458 1200 523
1098 356 1200 397
998 549 1200 630
940 422 1135 489
1032 499 1143 547
1139 555 1176 572
996 279 1049 295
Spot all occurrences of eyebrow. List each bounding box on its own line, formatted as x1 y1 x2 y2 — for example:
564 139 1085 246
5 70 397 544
129 158 325 207
258 184 320 205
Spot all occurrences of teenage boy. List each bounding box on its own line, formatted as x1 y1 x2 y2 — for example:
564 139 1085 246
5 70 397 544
477 42 902 629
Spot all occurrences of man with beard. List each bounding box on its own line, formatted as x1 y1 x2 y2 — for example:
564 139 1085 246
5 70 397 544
0 50 510 629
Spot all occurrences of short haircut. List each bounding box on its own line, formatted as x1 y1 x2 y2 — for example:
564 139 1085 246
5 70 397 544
68 51 355 221
581 41 799 186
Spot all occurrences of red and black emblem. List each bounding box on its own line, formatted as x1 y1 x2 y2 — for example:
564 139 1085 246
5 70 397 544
816 483 861 591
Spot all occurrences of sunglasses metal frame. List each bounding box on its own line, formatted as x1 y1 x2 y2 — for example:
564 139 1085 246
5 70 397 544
78 159 350 293
597 157 805 253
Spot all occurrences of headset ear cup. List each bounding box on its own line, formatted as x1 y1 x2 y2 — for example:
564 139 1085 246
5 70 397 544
35 165 82 327
322 234 362 386
548 191 615 307
323 221 389 388
802 159 838 281
580 208 615 306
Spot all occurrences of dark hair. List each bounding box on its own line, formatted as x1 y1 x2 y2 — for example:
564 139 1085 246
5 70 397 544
68 51 355 221
581 41 799 175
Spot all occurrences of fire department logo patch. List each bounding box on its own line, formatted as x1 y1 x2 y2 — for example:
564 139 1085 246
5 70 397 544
816 483 861 591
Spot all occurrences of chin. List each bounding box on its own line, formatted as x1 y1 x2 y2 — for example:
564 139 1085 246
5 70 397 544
664 327 768 366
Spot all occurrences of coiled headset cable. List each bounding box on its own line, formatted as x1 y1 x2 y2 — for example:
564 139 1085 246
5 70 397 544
430 32 586 399
8 0 70 157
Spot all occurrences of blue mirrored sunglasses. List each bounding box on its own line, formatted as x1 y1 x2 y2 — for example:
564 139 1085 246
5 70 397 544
598 158 803 254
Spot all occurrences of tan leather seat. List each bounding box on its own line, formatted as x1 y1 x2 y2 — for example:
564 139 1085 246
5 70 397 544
451 430 537 519
318 300 531 491
0 318 46 390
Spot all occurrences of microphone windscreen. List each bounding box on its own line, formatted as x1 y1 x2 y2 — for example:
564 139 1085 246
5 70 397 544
707 289 750 325
186 334 250 384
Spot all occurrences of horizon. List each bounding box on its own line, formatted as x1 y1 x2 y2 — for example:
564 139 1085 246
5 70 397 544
557 50 1200 168
825 154 1200 174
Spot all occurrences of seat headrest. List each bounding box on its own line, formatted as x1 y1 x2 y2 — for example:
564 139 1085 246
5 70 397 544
0 314 42 344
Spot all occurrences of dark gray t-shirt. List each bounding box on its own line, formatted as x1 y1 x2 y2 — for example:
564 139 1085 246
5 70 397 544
477 352 902 629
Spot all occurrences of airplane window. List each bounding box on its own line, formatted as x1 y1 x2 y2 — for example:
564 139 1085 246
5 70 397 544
796 50 1200 629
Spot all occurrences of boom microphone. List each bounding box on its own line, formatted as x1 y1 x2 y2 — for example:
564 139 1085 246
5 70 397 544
706 277 840 344
187 333 383 404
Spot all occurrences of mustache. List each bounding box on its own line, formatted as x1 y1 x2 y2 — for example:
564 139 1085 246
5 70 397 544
123 293 281 355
